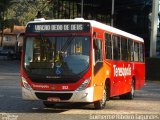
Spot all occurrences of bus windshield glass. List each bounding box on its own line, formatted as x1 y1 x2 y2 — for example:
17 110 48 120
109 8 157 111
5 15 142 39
24 36 90 76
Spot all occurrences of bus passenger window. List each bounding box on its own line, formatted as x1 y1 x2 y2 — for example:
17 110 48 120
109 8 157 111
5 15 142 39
134 42 139 61
139 43 144 62
94 39 102 63
128 39 133 61
105 33 112 59
121 37 128 61
113 35 120 60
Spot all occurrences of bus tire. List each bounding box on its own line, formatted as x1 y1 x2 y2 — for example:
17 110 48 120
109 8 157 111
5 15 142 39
120 79 135 99
43 101 55 108
94 81 109 109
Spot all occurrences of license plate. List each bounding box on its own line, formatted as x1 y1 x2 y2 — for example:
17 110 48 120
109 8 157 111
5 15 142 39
47 97 60 102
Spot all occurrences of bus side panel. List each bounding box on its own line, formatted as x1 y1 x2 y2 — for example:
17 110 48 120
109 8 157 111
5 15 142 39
92 66 105 101
110 61 133 97
134 62 145 90
92 28 106 102
93 60 113 101
104 60 113 97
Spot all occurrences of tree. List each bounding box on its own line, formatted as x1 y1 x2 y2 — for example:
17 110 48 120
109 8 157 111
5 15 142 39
5 0 75 25
0 0 19 46
6 0 55 25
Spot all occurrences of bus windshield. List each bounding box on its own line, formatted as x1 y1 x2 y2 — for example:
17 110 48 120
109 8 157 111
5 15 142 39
24 36 90 76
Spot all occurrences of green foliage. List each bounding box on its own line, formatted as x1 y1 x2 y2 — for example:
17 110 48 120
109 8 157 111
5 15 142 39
6 0 54 25
0 0 18 30
1 0 78 26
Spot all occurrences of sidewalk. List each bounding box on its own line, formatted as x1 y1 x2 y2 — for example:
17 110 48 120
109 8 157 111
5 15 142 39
0 59 20 75
146 80 160 84
0 55 8 60
0 54 19 61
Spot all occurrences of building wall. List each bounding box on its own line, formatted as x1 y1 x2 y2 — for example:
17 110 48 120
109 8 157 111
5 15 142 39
0 35 17 46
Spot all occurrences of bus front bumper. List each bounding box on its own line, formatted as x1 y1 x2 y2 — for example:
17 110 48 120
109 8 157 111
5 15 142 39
22 87 94 102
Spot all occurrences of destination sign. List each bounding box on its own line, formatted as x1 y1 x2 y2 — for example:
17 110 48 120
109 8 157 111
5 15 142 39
26 22 90 33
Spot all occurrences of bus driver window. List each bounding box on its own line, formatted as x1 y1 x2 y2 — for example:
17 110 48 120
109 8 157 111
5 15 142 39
94 38 102 64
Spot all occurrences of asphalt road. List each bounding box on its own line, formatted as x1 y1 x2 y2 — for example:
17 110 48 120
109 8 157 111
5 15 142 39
0 60 160 120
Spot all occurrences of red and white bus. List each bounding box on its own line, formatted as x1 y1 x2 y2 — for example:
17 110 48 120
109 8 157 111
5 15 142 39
20 18 145 109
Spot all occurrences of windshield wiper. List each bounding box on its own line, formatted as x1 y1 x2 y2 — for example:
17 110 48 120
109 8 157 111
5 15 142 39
61 36 75 52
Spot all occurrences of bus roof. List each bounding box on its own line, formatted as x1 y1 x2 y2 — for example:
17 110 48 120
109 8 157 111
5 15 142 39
27 18 144 43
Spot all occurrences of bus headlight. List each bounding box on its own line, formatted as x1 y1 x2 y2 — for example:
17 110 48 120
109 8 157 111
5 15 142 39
21 77 32 91
76 77 91 91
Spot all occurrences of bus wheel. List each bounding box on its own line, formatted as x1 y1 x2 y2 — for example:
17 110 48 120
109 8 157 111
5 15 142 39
43 101 55 108
94 82 109 109
120 79 135 99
